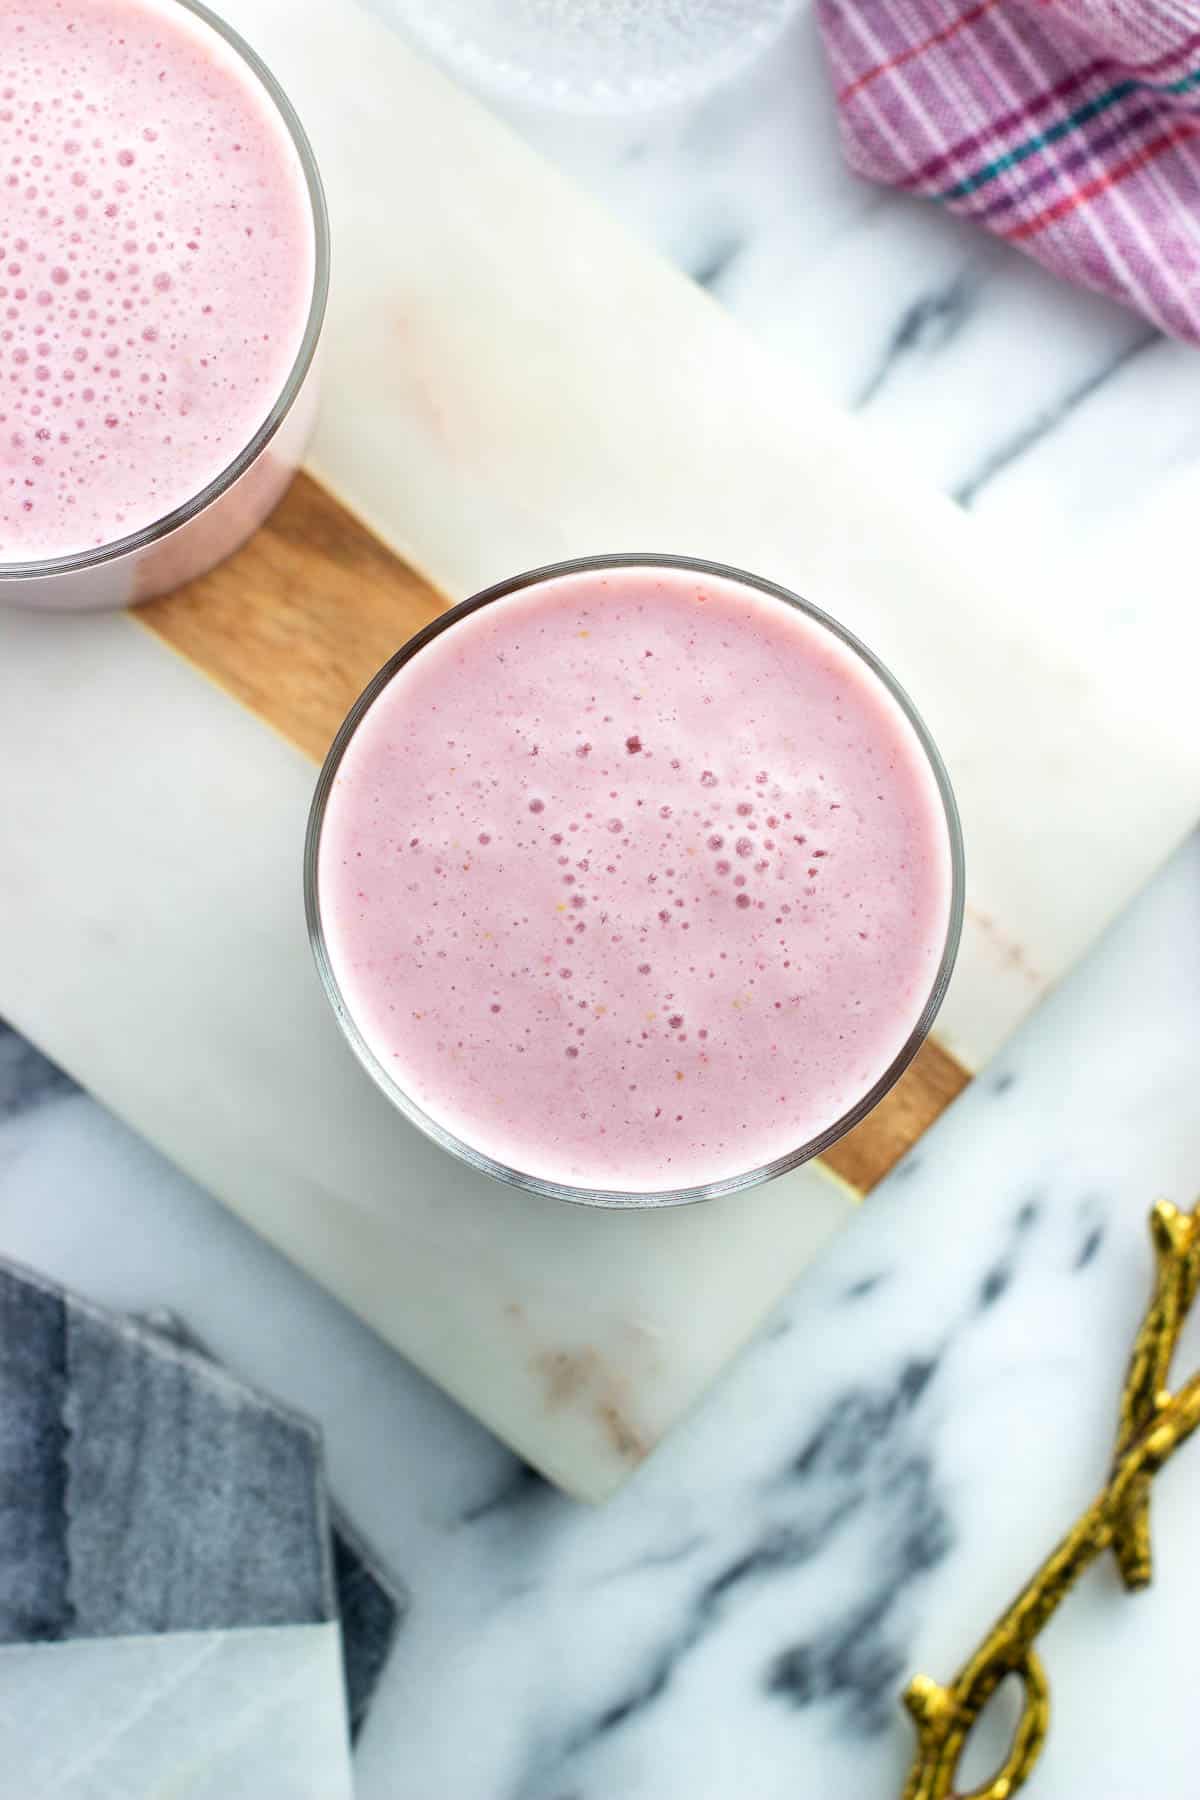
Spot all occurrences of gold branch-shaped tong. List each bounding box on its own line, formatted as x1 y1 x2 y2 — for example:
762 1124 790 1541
900 1199 1200 1800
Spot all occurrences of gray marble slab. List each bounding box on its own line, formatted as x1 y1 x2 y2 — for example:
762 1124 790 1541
0 1102 404 1745
0 1258 333 1641
0 1265 68 1642
332 1510 405 1739
141 1306 406 1737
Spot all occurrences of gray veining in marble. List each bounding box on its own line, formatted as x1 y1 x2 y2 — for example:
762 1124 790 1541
0 1020 76 1120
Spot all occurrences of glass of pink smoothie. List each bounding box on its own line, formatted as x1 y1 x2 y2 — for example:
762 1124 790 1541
0 0 327 609
306 556 964 1208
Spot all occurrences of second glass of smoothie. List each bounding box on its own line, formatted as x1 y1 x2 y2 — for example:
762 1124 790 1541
0 0 327 610
306 556 964 1207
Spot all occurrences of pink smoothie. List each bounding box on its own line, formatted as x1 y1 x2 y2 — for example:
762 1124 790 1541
0 0 314 559
316 566 957 1195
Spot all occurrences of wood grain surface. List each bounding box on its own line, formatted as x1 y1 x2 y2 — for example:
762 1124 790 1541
139 474 445 762
821 1037 970 1193
137 475 971 1197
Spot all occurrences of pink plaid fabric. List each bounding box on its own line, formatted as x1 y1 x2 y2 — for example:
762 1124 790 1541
817 0 1200 343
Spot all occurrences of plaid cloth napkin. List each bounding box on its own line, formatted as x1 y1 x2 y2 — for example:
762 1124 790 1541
816 0 1200 343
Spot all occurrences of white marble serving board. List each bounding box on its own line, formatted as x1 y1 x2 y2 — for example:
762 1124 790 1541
0 0 1197 1502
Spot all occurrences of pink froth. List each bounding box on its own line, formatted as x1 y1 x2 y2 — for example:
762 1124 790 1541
0 0 313 559
318 566 956 1194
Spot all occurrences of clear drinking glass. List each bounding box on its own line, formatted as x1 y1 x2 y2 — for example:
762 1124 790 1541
385 0 804 110
305 554 966 1209
0 0 329 612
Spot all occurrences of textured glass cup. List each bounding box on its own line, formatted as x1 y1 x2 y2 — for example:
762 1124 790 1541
391 0 803 111
0 0 329 612
305 555 965 1209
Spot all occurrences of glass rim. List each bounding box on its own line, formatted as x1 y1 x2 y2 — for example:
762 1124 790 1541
0 0 330 581
304 553 966 1210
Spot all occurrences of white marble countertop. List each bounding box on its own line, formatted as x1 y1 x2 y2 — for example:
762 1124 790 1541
5 830 1199 1797
4 5 1200 1794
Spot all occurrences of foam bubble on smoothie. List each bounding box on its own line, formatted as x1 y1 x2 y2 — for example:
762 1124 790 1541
317 567 955 1194
0 0 313 558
